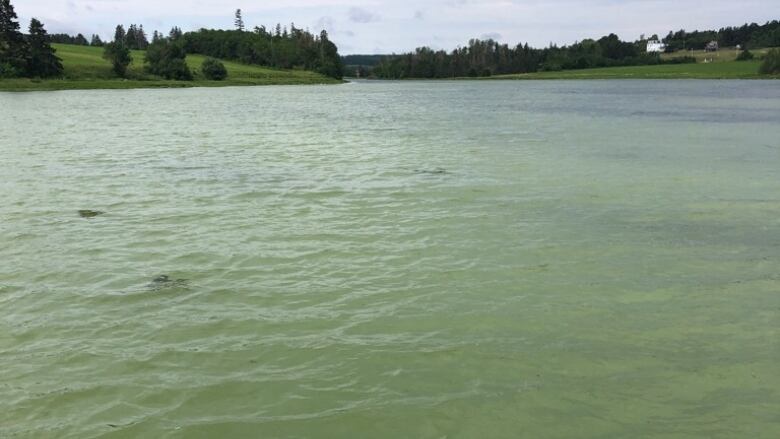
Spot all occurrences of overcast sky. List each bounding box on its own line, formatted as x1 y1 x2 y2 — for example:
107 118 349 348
13 1 780 54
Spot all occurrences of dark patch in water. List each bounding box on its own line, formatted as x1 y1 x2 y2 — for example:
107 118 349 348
148 274 189 291
78 210 104 219
414 167 449 175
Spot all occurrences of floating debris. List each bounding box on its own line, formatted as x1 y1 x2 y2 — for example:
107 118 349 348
153 275 171 284
148 274 189 291
414 167 449 175
78 210 105 219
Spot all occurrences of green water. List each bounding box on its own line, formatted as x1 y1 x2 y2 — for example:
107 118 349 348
1 81 779 438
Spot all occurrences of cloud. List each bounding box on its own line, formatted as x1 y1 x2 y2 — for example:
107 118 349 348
348 7 380 24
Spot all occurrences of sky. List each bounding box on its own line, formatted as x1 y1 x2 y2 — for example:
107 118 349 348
12 0 780 54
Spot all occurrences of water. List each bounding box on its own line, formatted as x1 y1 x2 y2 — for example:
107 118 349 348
1 80 779 438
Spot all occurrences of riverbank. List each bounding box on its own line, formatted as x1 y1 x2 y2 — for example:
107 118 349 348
0 44 341 91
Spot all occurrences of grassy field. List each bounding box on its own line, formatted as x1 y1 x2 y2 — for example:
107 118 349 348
492 59 775 80
488 47 778 80
660 47 774 63
0 44 341 91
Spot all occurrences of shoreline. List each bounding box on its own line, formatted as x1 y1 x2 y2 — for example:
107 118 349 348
0 77 344 92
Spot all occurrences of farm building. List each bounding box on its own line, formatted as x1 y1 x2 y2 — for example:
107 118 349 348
705 41 719 52
646 40 666 53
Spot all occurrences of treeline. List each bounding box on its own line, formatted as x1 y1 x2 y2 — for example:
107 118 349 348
663 21 780 51
183 24 342 79
0 0 62 78
372 34 689 79
48 24 152 49
370 19 779 79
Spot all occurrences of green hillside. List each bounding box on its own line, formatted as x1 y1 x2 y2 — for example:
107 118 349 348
0 44 341 91
491 59 774 80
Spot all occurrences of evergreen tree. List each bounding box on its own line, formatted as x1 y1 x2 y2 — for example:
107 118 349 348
316 30 343 79
152 30 162 43
125 24 137 49
136 25 148 49
169 26 183 41
26 18 63 77
0 0 28 77
103 25 132 77
234 9 244 32
90 34 103 46
74 33 88 45
114 24 126 43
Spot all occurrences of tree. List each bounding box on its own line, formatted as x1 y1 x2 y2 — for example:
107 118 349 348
759 48 780 75
26 18 63 77
103 25 132 77
234 9 244 32
315 30 343 79
74 33 88 45
0 0 28 77
152 30 162 43
144 38 192 80
201 57 227 80
125 24 137 48
169 26 183 41
90 34 103 46
136 25 149 49
114 24 126 43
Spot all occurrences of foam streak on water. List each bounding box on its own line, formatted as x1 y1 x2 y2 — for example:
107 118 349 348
1 80 780 438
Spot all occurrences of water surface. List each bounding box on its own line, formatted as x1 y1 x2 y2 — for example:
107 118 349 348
2 80 780 438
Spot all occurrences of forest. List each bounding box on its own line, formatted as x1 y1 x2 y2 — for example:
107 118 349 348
370 20 780 79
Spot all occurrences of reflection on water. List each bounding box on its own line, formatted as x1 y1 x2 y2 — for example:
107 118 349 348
1 80 780 438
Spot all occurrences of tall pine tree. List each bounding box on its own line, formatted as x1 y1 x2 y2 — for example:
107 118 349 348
103 25 132 77
234 9 244 32
0 0 28 77
26 18 63 77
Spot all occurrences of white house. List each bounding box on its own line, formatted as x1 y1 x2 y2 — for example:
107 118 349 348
646 40 666 53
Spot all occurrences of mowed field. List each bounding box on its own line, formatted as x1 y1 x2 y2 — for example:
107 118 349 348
0 44 341 91
492 47 778 80
660 47 774 63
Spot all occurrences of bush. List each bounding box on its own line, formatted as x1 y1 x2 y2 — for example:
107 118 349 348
736 50 754 61
758 49 780 75
103 42 132 77
201 58 227 80
0 62 21 78
145 39 193 80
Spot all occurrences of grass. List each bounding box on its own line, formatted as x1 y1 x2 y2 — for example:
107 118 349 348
492 60 775 80
660 47 774 63
487 47 778 80
0 44 341 91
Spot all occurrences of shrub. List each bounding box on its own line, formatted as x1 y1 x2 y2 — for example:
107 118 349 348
0 62 21 78
145 39 193 80
103 42 132 77
758 49 780 75
201 58 227 80
736 50 754 61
